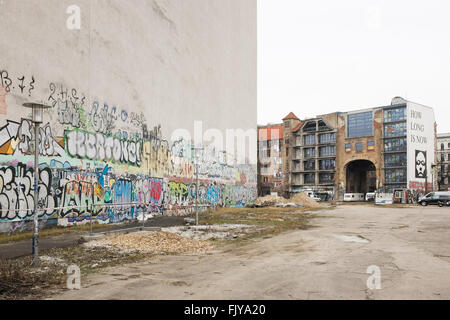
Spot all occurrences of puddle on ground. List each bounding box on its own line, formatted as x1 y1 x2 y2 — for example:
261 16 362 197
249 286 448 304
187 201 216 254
333 235 370 243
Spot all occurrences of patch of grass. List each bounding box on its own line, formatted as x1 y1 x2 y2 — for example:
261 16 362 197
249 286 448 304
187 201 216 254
0 223 114 245
0 244 154 300
199 206 325 243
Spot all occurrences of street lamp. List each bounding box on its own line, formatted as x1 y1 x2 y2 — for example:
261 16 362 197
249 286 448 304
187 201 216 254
23 102 52 266
191 145 203 225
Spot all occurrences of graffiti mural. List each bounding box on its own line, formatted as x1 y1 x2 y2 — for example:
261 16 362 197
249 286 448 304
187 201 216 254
0 72 257 232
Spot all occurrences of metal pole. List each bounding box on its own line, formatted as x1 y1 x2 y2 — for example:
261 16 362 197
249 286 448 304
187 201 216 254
32 121 39 266
195 160 199 226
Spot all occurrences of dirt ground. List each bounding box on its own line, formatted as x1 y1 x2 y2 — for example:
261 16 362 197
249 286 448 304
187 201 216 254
49 204 450 300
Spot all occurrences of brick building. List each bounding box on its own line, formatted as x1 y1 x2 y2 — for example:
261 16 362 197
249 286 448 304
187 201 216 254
261 97 437 200
257 124 284 196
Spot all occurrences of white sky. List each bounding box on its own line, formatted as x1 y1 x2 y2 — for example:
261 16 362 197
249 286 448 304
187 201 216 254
258 0 450 133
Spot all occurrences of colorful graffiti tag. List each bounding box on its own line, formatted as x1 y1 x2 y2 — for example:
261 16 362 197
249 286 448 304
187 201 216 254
0 73 256 232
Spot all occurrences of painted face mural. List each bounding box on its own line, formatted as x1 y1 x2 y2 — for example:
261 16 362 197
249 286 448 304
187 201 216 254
415 150 427 178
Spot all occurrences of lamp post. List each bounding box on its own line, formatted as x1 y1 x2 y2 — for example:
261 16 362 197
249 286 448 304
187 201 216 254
191 145 203 225
23 102 52 266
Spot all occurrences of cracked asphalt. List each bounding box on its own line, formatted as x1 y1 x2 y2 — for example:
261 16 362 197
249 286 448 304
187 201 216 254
54 205 450 299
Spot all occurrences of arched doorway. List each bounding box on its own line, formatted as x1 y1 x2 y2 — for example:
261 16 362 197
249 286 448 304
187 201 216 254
345 160 376 193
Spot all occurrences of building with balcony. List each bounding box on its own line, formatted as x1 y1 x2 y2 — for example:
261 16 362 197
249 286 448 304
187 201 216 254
266 97 437 200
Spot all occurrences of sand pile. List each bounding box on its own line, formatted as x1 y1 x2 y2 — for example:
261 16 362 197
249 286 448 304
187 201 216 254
255 192 323 208
290 192 323 208
254 195 289 206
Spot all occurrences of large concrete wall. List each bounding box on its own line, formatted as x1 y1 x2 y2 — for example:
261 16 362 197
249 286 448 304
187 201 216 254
0 0 256 232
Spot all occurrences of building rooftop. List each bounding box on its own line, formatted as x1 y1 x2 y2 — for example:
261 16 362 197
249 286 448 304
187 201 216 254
258 124 283 141
282 112 299 121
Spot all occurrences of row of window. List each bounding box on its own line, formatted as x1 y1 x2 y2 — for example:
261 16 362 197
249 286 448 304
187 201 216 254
440 143 450 150
303 133 336 145
439 154 450 162
384 137 407 152
384 107 406 123
302 159 336 171
385 168 406 183
345 141 375 152
384 122 406 137
385 153 407 168
303 173 335 184
304 146 336 158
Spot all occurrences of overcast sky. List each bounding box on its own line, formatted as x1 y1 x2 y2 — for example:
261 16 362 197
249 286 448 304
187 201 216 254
258 0 450 132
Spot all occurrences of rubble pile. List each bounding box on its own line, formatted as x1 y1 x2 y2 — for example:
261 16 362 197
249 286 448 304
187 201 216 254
254 192 322 208
290 192 323 208
254 195 289 206
94 231 213 254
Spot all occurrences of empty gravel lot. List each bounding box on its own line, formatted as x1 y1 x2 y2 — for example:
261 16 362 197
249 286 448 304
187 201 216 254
54 205 450 300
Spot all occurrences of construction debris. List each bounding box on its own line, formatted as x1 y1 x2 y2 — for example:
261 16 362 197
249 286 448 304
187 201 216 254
254 195 289 207
87 231 213 254
162 224 257 240
254 192 322 208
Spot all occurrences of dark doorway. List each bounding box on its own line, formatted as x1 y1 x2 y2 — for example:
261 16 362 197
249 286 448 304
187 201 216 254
345 160 376 193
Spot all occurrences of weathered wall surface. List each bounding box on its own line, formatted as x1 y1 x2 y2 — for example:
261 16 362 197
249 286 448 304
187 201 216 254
0 0 257 232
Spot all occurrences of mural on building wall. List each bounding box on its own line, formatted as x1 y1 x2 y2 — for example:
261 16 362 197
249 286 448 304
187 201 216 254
0 71 256 232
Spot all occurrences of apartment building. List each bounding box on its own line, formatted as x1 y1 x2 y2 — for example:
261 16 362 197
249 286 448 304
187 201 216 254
437 133 450 191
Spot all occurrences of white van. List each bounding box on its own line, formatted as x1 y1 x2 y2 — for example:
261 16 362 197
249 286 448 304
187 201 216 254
343 193 364 202
375 193 393 205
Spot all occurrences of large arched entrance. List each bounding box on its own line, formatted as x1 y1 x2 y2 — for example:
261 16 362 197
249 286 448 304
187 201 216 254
345 160 376 193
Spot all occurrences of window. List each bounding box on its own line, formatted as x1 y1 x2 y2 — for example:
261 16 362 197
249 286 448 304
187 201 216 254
286 147 289 156
319 159 335 170
304 148 315 158
319 145 335 157
384 138 407 152
347 112 373 138
448 154 450 161
442 144 445 150
385 153 407 167
304 134 316 145
385 168 406 183
319 132 336 143
384 122 406 137
285 138 289 145
284 122 290 128
384 107 406 123
319 173 334 183
355 142 363 152
304 173 315 184
304 160 315 171
345 143 352 152
303 121 316 132
442 154 445 162
367 141 375 150
318 120 330 131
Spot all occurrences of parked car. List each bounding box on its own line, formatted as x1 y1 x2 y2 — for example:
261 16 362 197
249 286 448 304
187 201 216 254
437 195 450 207
418 192 450 206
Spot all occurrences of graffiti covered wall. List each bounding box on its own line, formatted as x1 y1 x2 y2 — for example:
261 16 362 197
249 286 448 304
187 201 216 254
0 0 257 232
